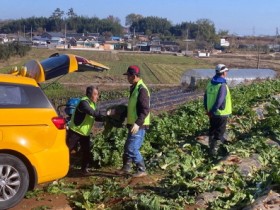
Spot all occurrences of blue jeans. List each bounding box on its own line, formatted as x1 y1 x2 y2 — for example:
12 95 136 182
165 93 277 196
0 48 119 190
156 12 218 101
124 128 146 164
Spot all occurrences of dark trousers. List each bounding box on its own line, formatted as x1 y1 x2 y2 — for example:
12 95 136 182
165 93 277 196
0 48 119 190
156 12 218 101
209 116 227 141
66 129 91 170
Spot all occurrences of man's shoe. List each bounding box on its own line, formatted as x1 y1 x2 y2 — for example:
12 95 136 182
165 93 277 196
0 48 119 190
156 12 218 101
81 168 94 176
115 168 130 175
132 171 147 178
209 147 218 156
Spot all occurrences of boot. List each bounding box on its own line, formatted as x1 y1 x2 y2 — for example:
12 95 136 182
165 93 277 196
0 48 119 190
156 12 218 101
80 168 94 176
115 156 131 175
133 160 147 178
209 136 218 156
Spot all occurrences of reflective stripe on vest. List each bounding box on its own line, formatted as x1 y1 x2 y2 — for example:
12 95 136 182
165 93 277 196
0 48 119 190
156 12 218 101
127 79 150 125
206 82 232 116
69 96 96 136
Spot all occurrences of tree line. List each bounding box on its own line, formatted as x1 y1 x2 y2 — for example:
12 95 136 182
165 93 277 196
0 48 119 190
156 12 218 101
0 8 228 49
0 8 123 36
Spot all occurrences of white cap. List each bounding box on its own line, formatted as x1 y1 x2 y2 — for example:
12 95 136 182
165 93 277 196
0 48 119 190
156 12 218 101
215 64 229 73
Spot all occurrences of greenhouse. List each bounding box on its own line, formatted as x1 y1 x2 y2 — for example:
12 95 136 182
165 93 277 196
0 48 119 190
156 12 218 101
181 68 277 87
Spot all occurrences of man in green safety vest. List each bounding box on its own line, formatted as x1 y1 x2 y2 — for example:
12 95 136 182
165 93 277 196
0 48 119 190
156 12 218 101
115 65 150 177
67 86 105 175
204 64 232 155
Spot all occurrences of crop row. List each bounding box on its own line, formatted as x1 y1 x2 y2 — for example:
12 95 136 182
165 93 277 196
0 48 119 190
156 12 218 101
36 79 280 209
75 79 279 209
98 87 202 113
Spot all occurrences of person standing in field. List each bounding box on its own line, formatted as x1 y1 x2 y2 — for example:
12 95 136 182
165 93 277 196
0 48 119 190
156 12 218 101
113 65 151 177
67 86 105 175
204 64 232 155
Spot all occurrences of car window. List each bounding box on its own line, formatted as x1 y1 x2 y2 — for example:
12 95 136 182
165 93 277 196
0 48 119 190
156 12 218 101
0 85 23 105
40 54 69 80
0 83 52 108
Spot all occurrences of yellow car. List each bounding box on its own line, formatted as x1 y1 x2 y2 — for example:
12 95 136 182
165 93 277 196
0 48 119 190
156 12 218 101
0 74 69 209
0 53 110 209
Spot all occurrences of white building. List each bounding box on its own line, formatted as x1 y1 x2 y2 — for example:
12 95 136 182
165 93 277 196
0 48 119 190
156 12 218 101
0 34 9 44
220 38 230 47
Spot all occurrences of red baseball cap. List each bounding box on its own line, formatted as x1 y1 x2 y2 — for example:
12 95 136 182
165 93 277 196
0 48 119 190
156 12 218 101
123 65 140 76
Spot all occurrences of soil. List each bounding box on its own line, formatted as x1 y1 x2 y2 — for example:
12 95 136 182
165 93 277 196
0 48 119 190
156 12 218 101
11 168 163 210
11 147 280 210
11 194 71 210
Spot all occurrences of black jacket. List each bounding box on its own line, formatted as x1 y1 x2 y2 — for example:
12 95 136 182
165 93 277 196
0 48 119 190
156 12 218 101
73 99 104 126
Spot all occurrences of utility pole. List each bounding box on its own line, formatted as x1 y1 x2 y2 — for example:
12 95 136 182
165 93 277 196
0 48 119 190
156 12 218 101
186 29 189 53
184 29 194 56
64 21 67 50
133 27 135 51
255 29 261 69
276 27 279 52
31 26 33 45
257 45 260 69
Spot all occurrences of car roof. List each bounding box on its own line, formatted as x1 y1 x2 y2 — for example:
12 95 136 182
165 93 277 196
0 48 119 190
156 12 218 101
0 73 39 87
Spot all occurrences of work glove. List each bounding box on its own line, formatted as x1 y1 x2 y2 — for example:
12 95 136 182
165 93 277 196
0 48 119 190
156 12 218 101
106 108 116 116
131 123 140 134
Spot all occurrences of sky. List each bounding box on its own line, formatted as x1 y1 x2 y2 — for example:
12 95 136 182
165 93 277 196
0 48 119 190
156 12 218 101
1 0 279 36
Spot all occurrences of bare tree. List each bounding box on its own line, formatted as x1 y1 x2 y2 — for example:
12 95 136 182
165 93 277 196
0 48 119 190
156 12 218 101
50 8 65 19
67 8 77 18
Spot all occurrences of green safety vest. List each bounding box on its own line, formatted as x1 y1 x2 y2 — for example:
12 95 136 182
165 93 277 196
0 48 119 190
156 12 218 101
127 79 150 125
69 97 96 136
206 82 232 116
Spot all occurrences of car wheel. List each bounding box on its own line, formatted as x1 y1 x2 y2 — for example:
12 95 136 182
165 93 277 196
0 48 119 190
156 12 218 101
0 154 29 210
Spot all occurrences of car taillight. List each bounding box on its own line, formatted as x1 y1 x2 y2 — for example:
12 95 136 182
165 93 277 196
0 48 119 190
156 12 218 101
52 117 66 129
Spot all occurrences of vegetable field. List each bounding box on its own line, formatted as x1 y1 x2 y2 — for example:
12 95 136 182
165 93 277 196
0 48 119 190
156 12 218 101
4 48 280 209
14 79 280 210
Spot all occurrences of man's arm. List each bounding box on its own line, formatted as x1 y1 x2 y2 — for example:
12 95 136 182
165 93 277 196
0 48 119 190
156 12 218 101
135 88 150 126
211 83 227 113
203 91 207 111
79 100 105 121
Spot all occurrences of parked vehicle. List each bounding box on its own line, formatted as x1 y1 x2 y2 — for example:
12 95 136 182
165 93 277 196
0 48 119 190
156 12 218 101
0 74 69 209
0 53 110 209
